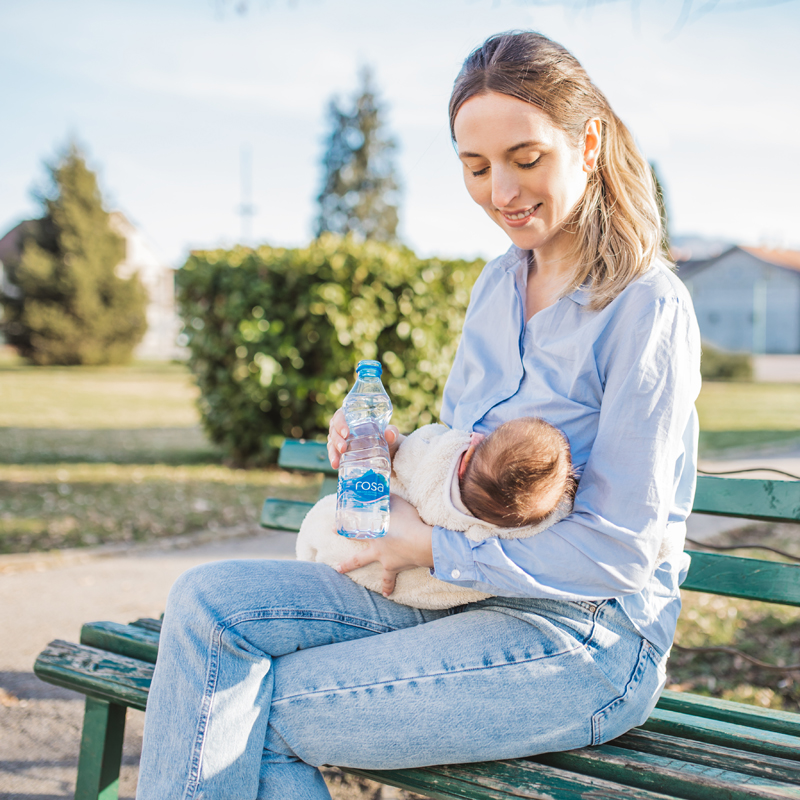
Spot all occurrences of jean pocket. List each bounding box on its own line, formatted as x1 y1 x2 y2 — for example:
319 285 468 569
590 639 659 746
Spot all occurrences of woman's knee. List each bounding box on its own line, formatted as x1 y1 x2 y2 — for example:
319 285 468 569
164 560 245 623
164 559 332 623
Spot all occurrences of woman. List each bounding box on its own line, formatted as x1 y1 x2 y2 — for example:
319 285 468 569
136 31 700 800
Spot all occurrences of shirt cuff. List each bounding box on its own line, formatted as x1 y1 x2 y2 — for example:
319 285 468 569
431 525 479 583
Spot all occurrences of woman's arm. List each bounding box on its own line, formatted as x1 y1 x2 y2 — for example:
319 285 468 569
433 294 701 601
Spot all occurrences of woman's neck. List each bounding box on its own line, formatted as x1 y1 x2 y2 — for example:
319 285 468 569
525 248 574 319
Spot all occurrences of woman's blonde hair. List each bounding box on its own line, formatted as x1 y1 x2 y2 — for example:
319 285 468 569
449 31 670 310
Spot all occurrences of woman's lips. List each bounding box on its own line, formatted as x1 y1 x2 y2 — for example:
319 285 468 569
500 204 541 227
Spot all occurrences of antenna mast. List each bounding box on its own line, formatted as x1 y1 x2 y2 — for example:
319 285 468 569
239 144 256 243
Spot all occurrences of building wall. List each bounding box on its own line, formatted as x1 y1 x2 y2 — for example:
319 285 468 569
109 213 183 360
683 252 800 354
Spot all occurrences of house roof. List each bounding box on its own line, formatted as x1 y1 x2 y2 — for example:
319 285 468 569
741 246 800 274
0 220 36 265
676 244 800 282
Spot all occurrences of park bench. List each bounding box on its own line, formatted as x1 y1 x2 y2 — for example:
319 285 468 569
35 438 800 800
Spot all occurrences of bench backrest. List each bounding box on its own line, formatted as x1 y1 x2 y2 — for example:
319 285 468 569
272 440 800 608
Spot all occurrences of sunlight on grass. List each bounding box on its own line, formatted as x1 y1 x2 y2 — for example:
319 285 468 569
0 426 222 465
0 463 319 554
697 381 800 453
0 362 201 428
697 382 800 431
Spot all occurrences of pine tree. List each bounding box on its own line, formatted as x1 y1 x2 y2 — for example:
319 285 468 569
315 67 400 242
0 143 147 365
650 161 670 255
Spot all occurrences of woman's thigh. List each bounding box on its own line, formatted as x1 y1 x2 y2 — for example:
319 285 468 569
163 557 449 656
265 597 666 770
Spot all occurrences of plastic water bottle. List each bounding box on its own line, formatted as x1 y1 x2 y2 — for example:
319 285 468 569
335 359 393 539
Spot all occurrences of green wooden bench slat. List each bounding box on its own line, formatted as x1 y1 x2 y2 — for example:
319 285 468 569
33 640 151 712
260 498 314 531
536 743 800 800
278 440 336 475
347 757 684 800
693 476 800 522
129 617 163 633
614 729 800 785
81 621 160 664
320 475 338 497
643 708 800 762
657 689 800 738
682 551 800 606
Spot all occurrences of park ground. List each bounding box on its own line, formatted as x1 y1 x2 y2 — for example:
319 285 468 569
1 352 799 798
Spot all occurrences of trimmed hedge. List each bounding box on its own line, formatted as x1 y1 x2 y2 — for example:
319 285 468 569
701 341 753 382
177 235 484 465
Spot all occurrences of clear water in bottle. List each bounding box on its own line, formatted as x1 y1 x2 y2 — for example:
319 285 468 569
336 360 392 539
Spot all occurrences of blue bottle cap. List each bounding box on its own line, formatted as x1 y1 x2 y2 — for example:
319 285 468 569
356 359 382 377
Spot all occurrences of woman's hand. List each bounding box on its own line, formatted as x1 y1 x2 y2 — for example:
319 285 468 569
326 408 404 470
336 494 434 598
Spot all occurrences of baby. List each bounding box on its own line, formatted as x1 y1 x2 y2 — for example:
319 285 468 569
296 417 577 610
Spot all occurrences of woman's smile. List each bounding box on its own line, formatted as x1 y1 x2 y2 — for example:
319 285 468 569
501 204 542 225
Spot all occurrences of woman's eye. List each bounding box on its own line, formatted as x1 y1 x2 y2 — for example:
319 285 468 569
519 158 540 169
470 166 489 177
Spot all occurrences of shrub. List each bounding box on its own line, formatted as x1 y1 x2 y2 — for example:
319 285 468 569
701 341 753 381
177 235 483 465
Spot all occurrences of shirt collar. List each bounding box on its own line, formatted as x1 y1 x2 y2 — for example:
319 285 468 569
502 245 592 306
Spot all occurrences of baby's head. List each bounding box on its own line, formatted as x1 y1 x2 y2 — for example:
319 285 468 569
459 417 576 528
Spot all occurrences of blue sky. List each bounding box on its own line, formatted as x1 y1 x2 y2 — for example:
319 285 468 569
2 0 799 266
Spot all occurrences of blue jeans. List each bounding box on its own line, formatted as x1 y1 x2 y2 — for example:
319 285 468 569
136 560 667 800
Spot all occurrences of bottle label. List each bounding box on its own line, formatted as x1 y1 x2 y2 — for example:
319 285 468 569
338 469 389 503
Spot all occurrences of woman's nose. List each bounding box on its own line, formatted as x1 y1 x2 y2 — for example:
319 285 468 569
491 166 520 209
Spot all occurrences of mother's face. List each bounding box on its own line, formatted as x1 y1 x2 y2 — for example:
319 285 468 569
453 92 600 259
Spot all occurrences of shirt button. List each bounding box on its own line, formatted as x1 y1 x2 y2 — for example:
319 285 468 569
451 569 461 579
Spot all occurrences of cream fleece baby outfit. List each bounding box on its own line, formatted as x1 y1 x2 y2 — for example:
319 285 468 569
296 423 572 610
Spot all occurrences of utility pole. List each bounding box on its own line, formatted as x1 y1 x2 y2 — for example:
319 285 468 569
239 144 256 244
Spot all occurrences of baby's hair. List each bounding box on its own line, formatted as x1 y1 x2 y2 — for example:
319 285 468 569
460 417 576 527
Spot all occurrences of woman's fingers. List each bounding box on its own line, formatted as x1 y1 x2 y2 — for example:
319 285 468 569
328 412 400 469
337 548 375 574
385 425 404 460
381 569 398 598
327 409 349 469
338 556 397 598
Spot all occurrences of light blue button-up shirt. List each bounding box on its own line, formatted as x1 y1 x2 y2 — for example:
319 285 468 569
432 245 701 654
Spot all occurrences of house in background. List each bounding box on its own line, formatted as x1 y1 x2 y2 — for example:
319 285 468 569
676 246 800 355
107 212 182 360
0 213 182 360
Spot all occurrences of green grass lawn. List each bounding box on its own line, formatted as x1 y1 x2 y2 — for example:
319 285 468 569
697 381 800 453
0 359 319 554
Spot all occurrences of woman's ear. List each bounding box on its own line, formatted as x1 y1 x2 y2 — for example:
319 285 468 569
583 118 602 172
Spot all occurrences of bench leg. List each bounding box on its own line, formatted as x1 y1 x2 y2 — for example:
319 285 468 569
75 697 127 800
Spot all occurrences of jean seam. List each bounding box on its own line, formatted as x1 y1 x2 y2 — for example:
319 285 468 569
274 641 585 704
184 622 224 800
222 607 405 636
572 598 604 648
590 638 652 745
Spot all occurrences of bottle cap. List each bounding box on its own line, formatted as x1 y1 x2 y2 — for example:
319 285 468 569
356 360 382 377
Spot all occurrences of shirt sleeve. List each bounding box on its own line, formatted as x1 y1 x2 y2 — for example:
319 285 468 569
432 295 701 601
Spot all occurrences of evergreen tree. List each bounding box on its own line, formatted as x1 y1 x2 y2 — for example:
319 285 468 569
0 143 147 365
315 67 400 242
650 161 670 255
